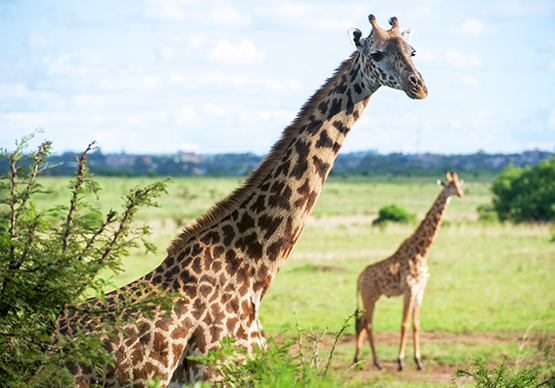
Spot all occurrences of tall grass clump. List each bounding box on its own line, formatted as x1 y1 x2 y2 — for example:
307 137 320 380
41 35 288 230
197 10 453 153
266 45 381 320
190 314 358 388
454 358 555 387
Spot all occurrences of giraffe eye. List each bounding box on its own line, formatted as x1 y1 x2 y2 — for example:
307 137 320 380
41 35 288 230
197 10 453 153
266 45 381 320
370 51 384 62
411 51 416 57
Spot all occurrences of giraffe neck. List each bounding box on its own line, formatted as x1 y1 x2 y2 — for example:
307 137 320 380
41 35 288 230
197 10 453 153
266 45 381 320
405 189 452 259
166 51 376 298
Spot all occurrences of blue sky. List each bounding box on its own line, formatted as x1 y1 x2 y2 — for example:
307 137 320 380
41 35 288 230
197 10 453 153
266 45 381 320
1 0 554 155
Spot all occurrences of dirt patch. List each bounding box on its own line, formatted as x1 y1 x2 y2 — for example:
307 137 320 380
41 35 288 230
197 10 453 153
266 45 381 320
325 332 512 384
275 331 553 385
308 214 376 227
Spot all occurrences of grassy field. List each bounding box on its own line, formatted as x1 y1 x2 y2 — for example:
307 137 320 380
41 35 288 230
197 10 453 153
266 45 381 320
34 174 555 384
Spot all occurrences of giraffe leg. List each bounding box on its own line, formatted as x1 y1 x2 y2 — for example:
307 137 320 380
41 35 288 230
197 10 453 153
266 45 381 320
413 288 426 370
363 301 382 369
398 293 416 371
354 299 382 369
353 310 366 365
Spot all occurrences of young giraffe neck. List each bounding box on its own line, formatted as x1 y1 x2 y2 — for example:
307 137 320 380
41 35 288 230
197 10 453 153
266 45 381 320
167 51 376 294
404 189 452 259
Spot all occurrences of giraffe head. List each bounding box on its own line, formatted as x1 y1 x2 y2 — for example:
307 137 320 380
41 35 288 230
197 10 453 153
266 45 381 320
348 14 427 99
437 171 464 197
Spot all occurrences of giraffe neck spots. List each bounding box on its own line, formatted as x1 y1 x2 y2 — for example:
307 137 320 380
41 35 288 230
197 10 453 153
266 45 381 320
406 190 452 258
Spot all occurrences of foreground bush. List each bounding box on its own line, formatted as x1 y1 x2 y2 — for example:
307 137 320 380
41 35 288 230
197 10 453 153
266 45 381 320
454 358 555 387
0 132 174 387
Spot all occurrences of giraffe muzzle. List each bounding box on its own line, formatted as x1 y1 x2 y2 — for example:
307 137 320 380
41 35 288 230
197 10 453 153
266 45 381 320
403 72 427 100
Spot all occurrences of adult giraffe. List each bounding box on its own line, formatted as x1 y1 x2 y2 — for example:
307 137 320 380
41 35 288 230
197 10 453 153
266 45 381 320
58 14 427 387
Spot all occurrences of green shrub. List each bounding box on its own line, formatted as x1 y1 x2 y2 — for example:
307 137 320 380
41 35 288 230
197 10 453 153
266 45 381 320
453 357 555 387
477 203 499 223
372 203 416 226
0 132 176 387
491 156 555 223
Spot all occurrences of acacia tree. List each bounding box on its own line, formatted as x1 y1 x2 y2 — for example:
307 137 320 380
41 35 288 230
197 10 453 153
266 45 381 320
491 156 555 223
0 132 178 387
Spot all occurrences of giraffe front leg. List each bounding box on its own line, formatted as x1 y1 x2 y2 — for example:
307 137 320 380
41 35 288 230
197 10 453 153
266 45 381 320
398 293 416 371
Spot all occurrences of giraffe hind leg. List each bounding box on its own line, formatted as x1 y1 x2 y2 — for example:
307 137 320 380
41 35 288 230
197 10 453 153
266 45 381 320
353 309 365 365
412 288 426 370
398 293 416 371
357 302 382 369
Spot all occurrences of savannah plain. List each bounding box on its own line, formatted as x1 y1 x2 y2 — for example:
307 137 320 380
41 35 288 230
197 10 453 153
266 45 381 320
36 174 555 386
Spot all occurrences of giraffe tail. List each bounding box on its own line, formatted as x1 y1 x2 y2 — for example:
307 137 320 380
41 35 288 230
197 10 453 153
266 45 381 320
354 284 363 336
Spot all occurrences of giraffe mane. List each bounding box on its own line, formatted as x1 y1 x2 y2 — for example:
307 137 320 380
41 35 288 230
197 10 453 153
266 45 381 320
167 51 360 256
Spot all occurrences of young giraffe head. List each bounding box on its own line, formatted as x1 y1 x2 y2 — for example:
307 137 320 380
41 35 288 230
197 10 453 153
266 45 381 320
348 14 427 99
438 171 465 197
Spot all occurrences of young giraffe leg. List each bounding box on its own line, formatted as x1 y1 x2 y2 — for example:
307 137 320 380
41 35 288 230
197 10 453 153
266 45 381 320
398 292 416 371
412 288 426 370
353 310 366 365
354 298 382 369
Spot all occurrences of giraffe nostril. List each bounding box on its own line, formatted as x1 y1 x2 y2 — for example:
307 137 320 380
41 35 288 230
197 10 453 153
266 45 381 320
409 74 419 86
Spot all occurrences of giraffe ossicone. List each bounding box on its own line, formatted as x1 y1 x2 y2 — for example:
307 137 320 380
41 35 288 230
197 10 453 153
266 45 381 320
354 172 464 371
58 14 427 387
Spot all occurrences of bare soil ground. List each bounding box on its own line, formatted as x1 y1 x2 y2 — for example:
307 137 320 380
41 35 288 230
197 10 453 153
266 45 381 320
296 331 552 385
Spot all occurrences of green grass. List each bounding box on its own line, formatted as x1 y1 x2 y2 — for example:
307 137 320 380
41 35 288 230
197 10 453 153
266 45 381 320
32 174 555 383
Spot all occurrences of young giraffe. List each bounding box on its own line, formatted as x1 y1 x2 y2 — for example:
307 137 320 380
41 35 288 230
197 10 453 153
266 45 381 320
353 172 464 371
57 14 427 387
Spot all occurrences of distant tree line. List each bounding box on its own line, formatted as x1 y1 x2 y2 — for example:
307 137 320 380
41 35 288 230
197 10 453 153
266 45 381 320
0 148 552 178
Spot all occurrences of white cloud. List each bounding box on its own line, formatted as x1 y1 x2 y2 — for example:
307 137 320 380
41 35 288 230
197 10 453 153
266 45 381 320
202 103 293 124
549 107 555 128
27 31 55 49
409 5 436 22
45 52 107 77
142 0 251 26
141 76 160 91
494 0 554 18
173 105 198 125
167 71 301 93
414 46 440 64
308 18 356 32
142 0 189 21
208 3 251 27
456 76 480 88
190 35 208 49
208 39 265 65
267 2 311 20
453 18 485 37
548 60 555 72
74 94 105 108
445 50 483 68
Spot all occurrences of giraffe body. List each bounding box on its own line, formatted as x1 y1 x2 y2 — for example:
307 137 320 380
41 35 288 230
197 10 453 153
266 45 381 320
57 14 427 387
354 172 464 371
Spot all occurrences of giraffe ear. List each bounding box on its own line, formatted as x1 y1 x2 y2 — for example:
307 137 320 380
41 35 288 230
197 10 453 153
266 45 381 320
348 28 366 52
437 179 444 186
401 28 413 44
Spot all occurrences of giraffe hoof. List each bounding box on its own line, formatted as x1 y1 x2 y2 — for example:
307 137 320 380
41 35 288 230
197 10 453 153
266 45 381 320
398 358 406 371
374 359 383 370
416 359 424 371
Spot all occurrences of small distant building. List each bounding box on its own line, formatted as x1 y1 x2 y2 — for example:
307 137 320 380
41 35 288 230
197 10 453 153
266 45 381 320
141 155 153 165
105 155 137 167
178 151 200 164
